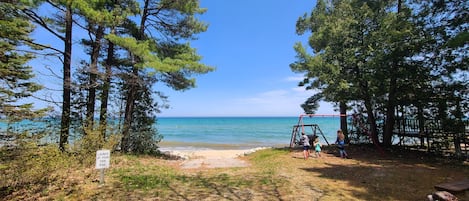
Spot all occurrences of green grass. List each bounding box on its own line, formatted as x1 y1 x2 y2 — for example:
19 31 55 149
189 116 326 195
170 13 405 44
3 146 469 200
102 150 292 200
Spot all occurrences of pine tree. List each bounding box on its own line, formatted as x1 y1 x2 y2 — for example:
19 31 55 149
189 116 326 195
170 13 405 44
107 0 214 153
292 0 427 146
0 1 49 148
21 0 75 150
0 2 46 121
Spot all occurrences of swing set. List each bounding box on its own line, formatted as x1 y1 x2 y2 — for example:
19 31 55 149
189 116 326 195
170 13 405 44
289 114 385 156
289 114 345 149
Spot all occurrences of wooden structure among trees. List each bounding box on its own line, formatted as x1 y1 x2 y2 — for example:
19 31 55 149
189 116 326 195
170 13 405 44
345 114 469 159
393 119 428 148
393 118 469 158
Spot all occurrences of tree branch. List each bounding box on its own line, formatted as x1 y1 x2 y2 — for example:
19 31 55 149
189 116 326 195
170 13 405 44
23 39 64 54
21 8 66 41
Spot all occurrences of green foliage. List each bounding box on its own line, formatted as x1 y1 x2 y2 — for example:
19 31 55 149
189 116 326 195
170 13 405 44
446 31 468 48
124 0 214 76
414 0 469 122
113 0 213 154
156 42 214 90
292 0 468 148
106 34 214 75
73 0 139 26
301 93 323 114
151 0 208 39
4 0 212 156
0 4 58 195
0 121 120 197
0 140 71 195
0 2 46 120
123 74 163 155
70 128 121 166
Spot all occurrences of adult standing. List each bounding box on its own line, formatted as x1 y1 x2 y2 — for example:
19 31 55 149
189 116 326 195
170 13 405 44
335 129 349 159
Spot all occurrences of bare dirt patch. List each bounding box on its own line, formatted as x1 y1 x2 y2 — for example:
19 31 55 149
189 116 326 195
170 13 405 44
162 148 269 169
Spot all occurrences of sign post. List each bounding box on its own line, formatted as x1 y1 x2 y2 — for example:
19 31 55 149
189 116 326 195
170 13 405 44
95 150 110 185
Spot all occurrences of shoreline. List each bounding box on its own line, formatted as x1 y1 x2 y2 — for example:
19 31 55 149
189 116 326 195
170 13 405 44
158 140 288 151
159 146 272 160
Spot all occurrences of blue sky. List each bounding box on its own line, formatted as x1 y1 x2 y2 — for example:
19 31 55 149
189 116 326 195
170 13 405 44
30 0 337 117
156 0 336 117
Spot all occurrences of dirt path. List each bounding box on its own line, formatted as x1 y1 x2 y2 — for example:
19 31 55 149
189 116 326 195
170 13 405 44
171 148 329 200
162 148 269 169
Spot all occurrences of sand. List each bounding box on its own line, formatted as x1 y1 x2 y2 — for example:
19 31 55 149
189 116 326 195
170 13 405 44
160 147 270 169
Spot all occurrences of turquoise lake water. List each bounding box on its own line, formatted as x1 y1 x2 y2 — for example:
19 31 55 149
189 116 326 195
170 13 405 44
156 116 342 150
1 116 344 150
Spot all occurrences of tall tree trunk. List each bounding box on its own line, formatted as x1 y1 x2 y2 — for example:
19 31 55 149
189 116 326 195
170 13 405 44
384 75 397 147
453 100 463 157
417 104 425 148
121 67 138 152
99 27 115 141
86 25 104 129
59 3 73 151
121 0 149 152
340 101 347 135
359 74 379 144
383 0 402 147
383 0 401 147
364 98 379 144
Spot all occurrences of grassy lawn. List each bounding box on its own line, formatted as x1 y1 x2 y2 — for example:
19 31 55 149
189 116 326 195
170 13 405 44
2 145 468 200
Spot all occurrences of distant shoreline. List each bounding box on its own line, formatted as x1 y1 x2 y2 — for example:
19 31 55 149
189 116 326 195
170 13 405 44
158 140 288 151
159 146 272 161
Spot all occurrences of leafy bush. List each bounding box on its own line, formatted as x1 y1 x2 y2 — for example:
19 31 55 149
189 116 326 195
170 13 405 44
69 128 121 166
0 138 71 197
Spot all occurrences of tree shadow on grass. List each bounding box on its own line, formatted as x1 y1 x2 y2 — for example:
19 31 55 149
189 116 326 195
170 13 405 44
299 145 469 200
110 170 287 200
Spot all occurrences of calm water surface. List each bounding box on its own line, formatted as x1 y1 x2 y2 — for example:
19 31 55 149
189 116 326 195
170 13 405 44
156 116 342 150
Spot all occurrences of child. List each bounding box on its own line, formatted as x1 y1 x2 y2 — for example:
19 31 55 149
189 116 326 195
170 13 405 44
301 132 310 160
313 137 321 158
335 129 348 159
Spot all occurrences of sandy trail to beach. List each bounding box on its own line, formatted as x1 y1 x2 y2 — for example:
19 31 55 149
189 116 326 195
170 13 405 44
162 147 269 169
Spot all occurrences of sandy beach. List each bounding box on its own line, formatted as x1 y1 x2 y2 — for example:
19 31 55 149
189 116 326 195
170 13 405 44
160 147 270 169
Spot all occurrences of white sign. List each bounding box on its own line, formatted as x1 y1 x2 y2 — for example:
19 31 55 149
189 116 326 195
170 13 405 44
95 150 110 169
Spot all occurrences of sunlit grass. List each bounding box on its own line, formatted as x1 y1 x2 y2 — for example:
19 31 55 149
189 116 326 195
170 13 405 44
2 146 468 200
110 158 259 199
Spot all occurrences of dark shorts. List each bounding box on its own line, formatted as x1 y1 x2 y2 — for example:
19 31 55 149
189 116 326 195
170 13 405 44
303 146 310 150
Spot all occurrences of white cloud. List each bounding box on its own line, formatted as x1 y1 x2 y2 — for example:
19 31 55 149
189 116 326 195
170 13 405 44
284 76 304 82
156 74 304 116
226 88 316 116
292 86 323 94
292 86 307 92
159 85 336 117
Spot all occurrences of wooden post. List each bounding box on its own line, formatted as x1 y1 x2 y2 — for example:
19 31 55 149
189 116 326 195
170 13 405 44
100 169 105 185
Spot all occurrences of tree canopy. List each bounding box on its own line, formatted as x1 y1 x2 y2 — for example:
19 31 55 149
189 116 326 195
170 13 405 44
0 1 47 121
291 0 468 147
1 0 213 154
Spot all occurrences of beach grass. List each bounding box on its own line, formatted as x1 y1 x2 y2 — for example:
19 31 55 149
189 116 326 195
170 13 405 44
1 145 468 200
